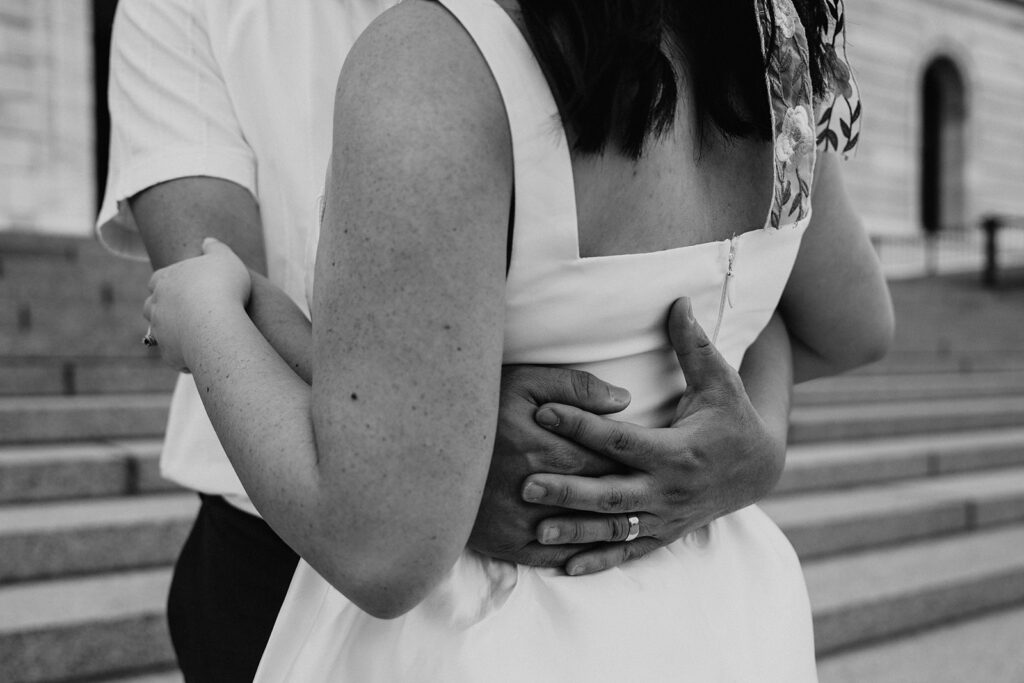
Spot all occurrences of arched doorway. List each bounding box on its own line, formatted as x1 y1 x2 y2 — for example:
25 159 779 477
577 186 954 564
920 57 967 234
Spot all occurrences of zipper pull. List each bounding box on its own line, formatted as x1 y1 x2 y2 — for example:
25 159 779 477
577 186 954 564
725 236 739 308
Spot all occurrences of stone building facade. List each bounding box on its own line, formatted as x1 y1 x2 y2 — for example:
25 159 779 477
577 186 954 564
1 0 1022 246
0 0 95 235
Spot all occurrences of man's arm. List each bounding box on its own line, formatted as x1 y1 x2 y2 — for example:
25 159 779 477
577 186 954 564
480 302 793 574
131 177 313 382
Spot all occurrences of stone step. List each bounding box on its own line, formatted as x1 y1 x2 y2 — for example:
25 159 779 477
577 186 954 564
0 568 175 683
0 358 176 396
805 523 1024 655
789 395 1024 443
0 493 196 583
776 427 1024 494
794 370 1024 405
0 395 171 444
0 303 154 358
855 352 1024 376
0 440 173 504
817 605 1024 683
765 466 1024 559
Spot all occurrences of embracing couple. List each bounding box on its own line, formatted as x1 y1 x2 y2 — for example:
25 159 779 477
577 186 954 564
100 0 892 680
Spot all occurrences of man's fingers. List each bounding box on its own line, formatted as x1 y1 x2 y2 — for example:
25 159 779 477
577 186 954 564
526 439 621 477
507 542 601 568
564 538 662 576
666 297 729 392
502 365 631 415
534 404 665 470
536 513 658 545
522 473 651 513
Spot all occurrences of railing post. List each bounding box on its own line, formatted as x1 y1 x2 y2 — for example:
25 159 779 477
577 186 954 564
981 215 1001 288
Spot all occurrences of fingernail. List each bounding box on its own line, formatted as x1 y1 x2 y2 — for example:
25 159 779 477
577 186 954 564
202 237 218 248
540 526 559 544
609 386 630 405
566 562 588 576
522 482 546 502
681 298 694 323
535 408 559 428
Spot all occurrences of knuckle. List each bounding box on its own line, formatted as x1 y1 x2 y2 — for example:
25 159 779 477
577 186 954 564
552 484 575 508
609 515 630 541
542 446 586 474
604 428 634 457
569 370 598 402
598 488 624 512
566 520 589 543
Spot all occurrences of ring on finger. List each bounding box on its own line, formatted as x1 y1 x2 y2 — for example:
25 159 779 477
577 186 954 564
624 515 640 542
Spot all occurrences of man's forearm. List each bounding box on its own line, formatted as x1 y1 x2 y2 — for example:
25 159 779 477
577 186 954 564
131 177 311 382
248 273 312 384
738 312 793 473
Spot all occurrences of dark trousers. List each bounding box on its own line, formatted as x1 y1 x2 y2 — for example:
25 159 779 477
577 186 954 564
167 494 299 682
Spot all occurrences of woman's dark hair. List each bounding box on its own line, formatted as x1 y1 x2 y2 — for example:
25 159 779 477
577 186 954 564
516 0 833 158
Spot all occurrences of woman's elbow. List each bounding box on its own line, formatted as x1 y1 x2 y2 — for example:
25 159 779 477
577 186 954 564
315 550 453 620
838 293 896 371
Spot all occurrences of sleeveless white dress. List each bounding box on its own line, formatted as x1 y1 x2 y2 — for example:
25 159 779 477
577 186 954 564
257 0 862 679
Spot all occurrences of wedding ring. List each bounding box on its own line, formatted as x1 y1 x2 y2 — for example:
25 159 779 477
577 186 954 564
142 326 158 347
625 515 640 542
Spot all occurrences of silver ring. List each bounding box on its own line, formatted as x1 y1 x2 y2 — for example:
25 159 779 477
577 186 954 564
142 326 158 347
625 515 640 542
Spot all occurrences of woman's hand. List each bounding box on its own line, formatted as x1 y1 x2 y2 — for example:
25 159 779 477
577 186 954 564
143 237 252 370
520 298 788 576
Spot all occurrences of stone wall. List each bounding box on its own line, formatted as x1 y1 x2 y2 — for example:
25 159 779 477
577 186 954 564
0 0 94 236
842 0 1024 236
0 0 1022 242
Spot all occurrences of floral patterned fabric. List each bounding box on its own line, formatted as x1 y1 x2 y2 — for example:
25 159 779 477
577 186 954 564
756 0 860 229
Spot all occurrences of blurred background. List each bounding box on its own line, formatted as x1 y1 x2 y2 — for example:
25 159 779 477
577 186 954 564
0 1 1023 682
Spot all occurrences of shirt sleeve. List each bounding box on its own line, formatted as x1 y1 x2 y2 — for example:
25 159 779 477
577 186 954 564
96 0 257 260
814 0 861 159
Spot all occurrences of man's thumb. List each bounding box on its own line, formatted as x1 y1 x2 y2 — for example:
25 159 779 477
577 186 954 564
667 297 725 391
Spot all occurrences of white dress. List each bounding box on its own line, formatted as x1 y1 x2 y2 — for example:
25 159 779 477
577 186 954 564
257 0 862 679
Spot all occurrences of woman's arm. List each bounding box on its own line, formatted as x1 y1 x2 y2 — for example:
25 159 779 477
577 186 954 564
147 2 512 618
781 153 895 383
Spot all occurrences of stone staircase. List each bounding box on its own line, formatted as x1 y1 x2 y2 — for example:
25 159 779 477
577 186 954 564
770 368 1024 682
2 233 1023 682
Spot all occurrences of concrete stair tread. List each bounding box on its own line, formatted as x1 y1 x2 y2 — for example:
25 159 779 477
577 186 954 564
0 394 171 444
0 394 172 410
805 524 1024 653
0 568 171 634
764 466 1024 557
796 370 1024 404
0 439 169 503
806 524 1024 609
789 396 1024 442
778 427 1024 492
0 493 197 534
0 492 194 583
0 569 176 682
817 606 1024 683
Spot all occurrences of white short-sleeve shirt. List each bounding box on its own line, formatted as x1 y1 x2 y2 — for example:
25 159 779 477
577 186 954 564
98 0 397 513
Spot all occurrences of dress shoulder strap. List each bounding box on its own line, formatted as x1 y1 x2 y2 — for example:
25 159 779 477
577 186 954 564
435 0 580 264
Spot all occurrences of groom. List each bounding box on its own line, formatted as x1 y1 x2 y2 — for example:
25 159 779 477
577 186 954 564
99 1 793 680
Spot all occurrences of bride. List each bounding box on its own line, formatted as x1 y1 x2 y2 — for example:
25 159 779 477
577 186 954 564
144 0 891 679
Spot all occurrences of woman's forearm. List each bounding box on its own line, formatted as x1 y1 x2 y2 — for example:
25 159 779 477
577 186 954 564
181 298 465 618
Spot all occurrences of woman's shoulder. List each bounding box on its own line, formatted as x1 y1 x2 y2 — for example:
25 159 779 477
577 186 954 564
335 0 509 152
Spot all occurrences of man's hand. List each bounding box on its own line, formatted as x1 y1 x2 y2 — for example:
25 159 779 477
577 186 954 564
467 366 631 566
520 298 788 576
